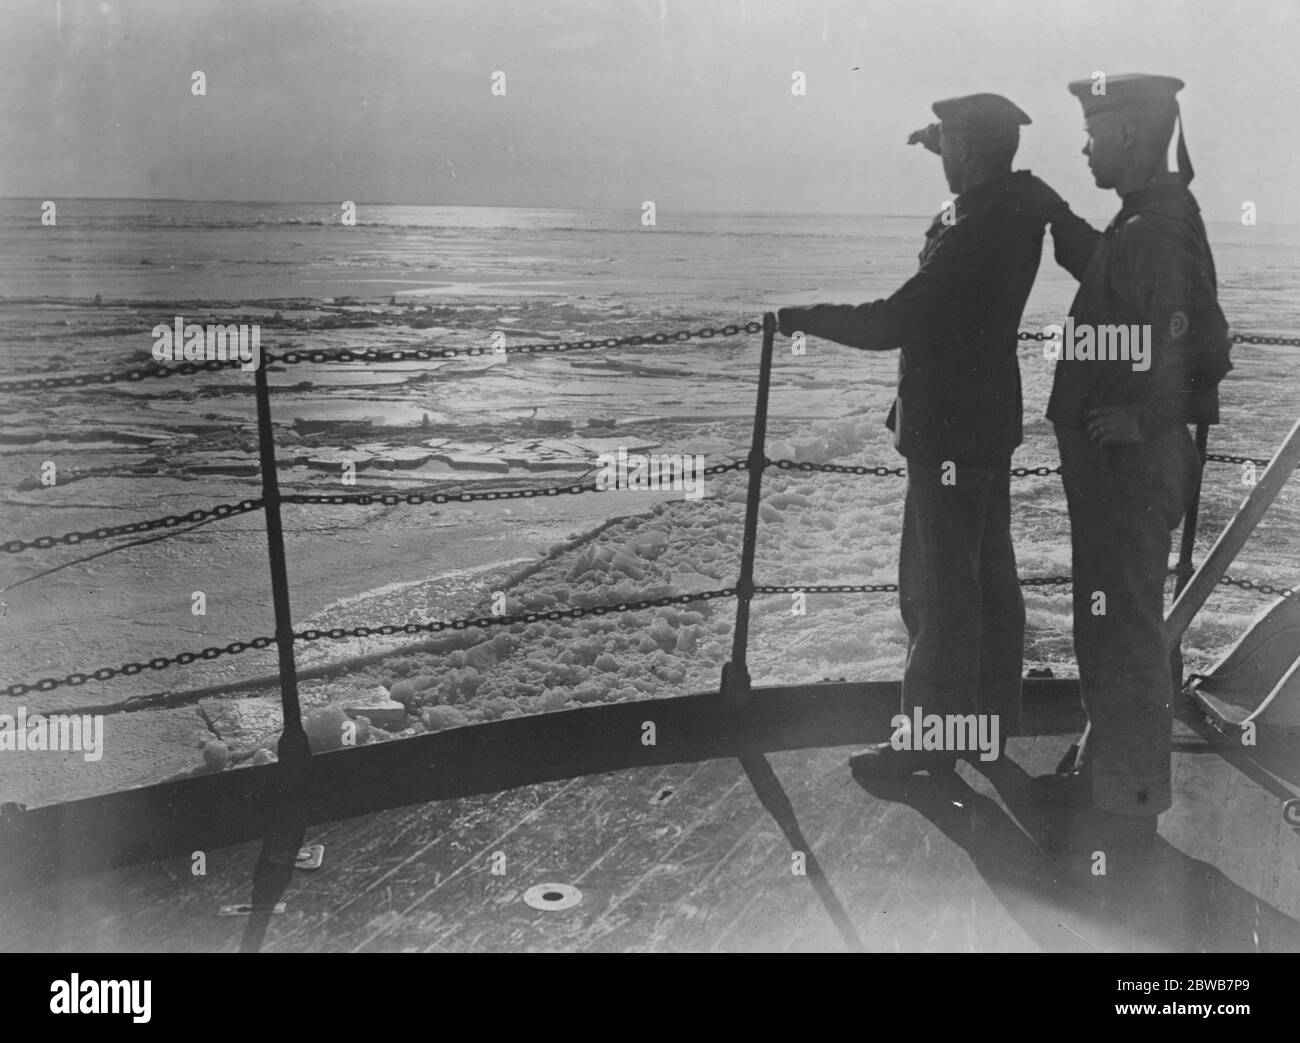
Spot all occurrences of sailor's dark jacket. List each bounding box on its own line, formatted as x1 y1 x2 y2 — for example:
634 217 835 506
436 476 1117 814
778 170 1051 467
1045 176 1229 438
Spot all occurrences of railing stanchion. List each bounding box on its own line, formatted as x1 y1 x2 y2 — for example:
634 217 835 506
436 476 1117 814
1169 422 1209 696
1173 423 1210 598
720 312 777 710
1166 415 1300 650
254 356 312 767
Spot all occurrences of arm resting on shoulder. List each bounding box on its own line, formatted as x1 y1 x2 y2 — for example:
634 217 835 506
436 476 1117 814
1050 207 1103 281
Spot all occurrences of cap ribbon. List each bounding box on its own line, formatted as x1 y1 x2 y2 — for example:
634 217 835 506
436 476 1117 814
1174 103 1194 184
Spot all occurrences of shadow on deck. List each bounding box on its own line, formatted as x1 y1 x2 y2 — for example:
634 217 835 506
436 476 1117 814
1 680 1297 952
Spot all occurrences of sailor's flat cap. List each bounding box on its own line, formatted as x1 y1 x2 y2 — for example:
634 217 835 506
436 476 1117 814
931 93 1032 132
1067 73 1184 119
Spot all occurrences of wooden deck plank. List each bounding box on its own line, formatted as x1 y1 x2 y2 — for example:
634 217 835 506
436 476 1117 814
357 760 774 953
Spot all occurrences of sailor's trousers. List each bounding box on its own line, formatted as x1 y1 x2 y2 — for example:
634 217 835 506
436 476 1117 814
898 459 1025 737
1054 423 1200 815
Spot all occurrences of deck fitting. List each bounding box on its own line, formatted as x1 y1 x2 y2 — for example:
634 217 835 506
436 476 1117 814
219 903 287 917
523 883 582 911
650 786 676 805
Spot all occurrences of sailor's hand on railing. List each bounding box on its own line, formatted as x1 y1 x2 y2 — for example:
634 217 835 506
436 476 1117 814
1085 404 1145 446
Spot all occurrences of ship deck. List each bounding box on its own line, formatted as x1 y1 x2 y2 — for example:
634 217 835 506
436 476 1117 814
2 685 1297 953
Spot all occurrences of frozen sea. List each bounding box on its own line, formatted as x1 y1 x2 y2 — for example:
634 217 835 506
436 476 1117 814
0 198 1297 798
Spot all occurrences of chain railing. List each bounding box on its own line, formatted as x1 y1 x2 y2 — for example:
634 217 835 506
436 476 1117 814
5 450 1281 554
283 459 749 507
2 315 1297 707
1013 329 1300 348
1227 332 1300 347
2 499 264 553
0 357 239 394
263 322 765 365
1204 452 1274 467
0 321 765 394
4 570 1290 701
2 322 1296 395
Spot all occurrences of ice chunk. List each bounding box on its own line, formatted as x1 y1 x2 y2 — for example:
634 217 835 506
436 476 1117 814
422 705 470 732
345 694 407 730
304 705 351 751
202 740 230 771
628 531 670 559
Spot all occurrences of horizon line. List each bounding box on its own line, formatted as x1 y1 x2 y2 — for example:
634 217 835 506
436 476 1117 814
0 195 933 219
1 196 1292 226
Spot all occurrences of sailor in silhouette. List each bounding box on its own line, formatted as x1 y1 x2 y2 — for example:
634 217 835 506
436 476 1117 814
778 93 1064 775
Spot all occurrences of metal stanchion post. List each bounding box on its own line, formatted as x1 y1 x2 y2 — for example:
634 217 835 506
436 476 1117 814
721 312 777 710
1169 422 1209 697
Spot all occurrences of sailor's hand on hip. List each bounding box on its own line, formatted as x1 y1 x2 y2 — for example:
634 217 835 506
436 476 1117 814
1085 405 1144 446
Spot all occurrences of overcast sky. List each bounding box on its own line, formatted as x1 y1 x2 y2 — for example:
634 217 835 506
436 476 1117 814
2 0 1295 222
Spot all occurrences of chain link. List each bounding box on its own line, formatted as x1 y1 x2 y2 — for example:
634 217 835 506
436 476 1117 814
9 567 1293 697
2 634 277 698
769 458 906 477
264 322 764 367
0 321 763 394
0 589 739 697
769 457 1060 477
10 445 1273 558
285 485 597 507
1219 573 1294 599
6 322 1297 394
755 577 1074 595
1018 330 1300 348
21 438 1275 560
8 463 753 555
754 582 899 594
1230 332 1300 347
284 459 748 508
2 499 264 553
0 357 240 394
1205 452 1273 467
292 588 737 645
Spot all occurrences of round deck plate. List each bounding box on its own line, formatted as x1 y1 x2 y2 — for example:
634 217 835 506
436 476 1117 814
523 883 582 911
